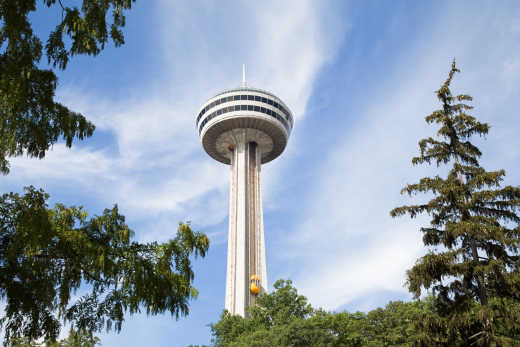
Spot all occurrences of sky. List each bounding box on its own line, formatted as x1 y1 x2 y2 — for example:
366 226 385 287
2 0 520 345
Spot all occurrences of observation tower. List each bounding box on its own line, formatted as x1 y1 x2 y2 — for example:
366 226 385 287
196 67 293 316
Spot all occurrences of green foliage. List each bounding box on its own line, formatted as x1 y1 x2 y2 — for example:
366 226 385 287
0 0 135 174
208 280 520 346
10 329 100 346
391 60 520 345
210 280 317 346
47 329 100 347
209 279 435 347
0 186 209 344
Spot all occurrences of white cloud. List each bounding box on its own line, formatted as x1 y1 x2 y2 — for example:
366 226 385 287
295 221 425 309
8 145 113 184
282 69 437 309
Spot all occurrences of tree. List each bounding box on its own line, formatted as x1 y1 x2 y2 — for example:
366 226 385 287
0 186 209 343
0 0 135 174
362 300 433 346
391 61 520 345
208 279 431 347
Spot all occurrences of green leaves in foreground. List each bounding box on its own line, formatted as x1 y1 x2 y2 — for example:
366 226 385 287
0 0 136 174
0 186 209 343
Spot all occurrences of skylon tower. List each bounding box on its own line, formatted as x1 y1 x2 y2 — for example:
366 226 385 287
196 67 293 316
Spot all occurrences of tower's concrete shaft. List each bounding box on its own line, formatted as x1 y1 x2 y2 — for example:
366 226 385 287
225 130 267 316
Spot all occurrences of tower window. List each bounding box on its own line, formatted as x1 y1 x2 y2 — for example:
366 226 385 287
198 96 292 135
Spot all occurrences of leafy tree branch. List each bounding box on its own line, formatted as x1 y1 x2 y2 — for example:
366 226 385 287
0 186 209 343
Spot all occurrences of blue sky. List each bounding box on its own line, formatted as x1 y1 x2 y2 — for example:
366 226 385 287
2 1 520 345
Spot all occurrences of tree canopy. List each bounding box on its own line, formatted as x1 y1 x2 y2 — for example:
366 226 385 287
0 186 209 343
391 60 520 345
206 279 520 346
0 0 135 174
208 279 436 347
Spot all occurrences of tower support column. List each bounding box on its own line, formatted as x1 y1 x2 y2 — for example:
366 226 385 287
225 129 267 316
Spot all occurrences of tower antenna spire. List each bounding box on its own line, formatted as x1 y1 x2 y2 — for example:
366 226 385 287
242 64 247 87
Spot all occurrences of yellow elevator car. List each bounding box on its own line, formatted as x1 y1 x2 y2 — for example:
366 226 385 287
250 275 260 295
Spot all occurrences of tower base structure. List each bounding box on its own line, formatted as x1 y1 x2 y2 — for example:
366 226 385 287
225 129 267 317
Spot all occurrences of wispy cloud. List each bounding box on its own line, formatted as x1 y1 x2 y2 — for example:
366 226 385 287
1 0 347 244
282 1 520 310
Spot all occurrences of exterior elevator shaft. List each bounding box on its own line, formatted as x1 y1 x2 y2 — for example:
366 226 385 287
225 132 267 316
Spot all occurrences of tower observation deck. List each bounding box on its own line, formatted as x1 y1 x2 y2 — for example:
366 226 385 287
197 76 293 317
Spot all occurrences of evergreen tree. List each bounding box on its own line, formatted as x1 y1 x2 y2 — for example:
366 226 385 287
391 61 520 345
0 187 209 344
